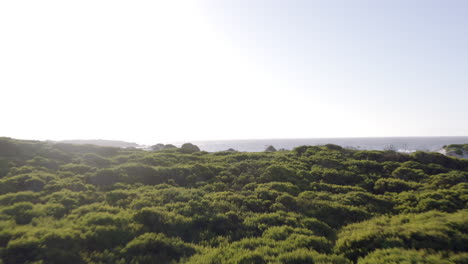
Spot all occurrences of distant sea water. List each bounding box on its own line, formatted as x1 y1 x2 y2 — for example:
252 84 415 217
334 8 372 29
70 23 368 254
189 137 468 153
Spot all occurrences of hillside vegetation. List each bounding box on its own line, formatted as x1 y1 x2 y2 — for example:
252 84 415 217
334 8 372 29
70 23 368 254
444 144 468 159
0 137 467 264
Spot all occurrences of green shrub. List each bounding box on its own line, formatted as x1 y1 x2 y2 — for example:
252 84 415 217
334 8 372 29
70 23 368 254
121 233 196 262
358 248 453 264
374 178 421 193
335 210 468 261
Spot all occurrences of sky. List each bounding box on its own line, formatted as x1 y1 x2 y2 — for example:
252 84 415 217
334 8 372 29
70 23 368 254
1 0 467 144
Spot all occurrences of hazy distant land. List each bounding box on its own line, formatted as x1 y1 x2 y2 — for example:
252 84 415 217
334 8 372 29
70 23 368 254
55 137 468 157
59 139 140 148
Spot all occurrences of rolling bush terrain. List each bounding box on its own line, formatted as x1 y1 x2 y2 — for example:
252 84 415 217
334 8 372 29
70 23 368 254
0 137 467 263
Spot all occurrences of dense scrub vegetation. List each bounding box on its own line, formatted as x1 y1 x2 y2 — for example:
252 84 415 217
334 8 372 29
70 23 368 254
0 137 467 263
445 144 468 157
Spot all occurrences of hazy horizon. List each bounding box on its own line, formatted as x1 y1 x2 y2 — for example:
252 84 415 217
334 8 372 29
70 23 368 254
1 0 467 143
6 135 467 147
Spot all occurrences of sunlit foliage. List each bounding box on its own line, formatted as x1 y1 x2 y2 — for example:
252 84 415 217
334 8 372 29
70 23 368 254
0 137 467 263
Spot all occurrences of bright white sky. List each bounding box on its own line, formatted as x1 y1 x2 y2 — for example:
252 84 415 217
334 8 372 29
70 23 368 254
1 1 467 144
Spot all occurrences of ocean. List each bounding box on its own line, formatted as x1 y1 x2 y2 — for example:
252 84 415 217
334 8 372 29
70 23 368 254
189 137 468 153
